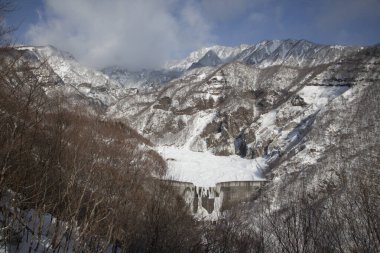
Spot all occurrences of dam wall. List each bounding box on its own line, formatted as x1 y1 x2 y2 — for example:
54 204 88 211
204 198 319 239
216 181 262 211
164 179 265 215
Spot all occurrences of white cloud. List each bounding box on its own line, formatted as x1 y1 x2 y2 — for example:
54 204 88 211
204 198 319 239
26 0 213 70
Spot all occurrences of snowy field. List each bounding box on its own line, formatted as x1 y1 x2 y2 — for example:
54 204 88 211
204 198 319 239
157 146 266 187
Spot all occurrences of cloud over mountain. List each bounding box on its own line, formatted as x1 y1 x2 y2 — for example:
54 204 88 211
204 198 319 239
27 0 213 70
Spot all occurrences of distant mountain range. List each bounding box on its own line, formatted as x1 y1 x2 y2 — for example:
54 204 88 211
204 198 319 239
102 39 362 88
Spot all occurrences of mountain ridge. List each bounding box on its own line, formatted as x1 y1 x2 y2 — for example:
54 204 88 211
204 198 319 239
103 39 363 88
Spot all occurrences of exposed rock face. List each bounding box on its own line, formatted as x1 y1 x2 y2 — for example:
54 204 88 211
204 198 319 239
153 96 172 110
291 95 307 106
234 134 247 157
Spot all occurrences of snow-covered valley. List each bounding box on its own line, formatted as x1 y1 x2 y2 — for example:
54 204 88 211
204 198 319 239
2 39 380 252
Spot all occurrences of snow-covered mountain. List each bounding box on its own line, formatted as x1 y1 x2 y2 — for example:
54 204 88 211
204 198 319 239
16 40 363 92
12 40 379 193
182 39 361 70
105 42 380 193
235 39 361 67
19 46 120 89
100 40 361 89
102 66 182 89
188 50 223 70
100 44 249 88
16 45 126 107
166 44 250 71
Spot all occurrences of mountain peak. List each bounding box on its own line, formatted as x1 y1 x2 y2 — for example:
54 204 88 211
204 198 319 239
166 44 250 71
188 50 223 70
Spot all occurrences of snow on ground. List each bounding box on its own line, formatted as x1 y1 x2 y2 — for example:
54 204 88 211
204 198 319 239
157 146 266 187
255 109 279 143
298 86 349 107
197 73 207 81
184 111 216 150
257 109 277 131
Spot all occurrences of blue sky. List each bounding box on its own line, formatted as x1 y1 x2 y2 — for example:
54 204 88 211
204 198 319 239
6 0 380 69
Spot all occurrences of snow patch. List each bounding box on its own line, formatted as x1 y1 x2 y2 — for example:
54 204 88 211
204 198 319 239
184 111 215 150
197 73 206 81
298 86 349 107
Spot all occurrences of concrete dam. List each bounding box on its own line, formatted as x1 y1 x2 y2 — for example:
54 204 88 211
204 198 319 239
166 180 265 216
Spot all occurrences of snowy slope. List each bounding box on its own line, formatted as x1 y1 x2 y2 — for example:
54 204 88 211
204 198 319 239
250 45 380 212
17 45 124 106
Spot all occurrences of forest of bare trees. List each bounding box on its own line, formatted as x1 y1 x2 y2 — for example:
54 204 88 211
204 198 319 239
0 37 201 252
